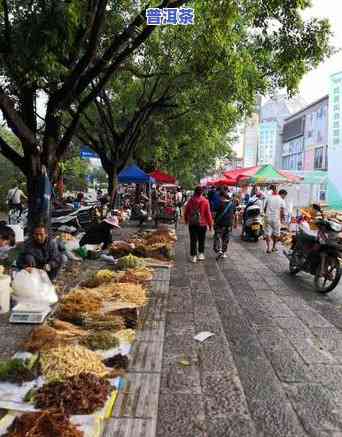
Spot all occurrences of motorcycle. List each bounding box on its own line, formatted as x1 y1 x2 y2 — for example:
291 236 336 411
51 205 97 232
242 203 263 242
286 218 342 294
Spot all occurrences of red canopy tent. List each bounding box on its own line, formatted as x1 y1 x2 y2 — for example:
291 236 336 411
223 166 261 184
149 170 176 184
278 170 302 183
208 178 235 187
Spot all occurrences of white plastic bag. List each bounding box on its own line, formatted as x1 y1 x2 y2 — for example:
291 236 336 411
64 239 80 252
12 268 58 305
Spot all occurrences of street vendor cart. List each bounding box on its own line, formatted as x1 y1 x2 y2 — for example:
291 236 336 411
154 201 179 229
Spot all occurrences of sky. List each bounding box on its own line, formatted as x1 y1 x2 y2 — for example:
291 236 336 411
232 1 342 157
300 0 342 104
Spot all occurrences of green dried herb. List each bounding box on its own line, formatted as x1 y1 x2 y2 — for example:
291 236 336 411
82 331 119 350
0 358 36 384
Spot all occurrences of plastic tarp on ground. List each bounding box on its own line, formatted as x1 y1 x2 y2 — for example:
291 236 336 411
150 170 176 184
118 164 155 184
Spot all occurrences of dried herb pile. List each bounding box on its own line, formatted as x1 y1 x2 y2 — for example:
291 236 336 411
80 314 125 331
95 269 116 283
40 345 109 381
119 268 153 284
113 329 136 344
103 354 129 369
0 358 36 384
82 331 119 351
22 321 88 353
116 254 145 270
94 282 147 308
4 410 83 437
34 373 111 415
57 289 104 322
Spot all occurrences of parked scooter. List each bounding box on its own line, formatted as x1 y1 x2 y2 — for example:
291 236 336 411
242 202 263 242
8 207 28 228
286 217 342 293
51 205 97 232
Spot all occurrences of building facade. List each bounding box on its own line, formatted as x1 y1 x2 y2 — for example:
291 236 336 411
328 72 342 209
243 112 259 167
223 157 243 171
257 94 306 167
281 95 329 172
258 121 278 165
243 96 262 167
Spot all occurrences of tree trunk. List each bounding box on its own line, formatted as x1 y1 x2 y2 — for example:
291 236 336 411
26 145 56 231
108 167 118 209
107 167 114 197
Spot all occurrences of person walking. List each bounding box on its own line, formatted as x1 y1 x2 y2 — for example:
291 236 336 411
175 187 183 217
213 191 235 260
184 186 213 263
264 186 287 254
7 184 27 217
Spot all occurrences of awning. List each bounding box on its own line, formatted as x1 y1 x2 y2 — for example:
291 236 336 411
223 166 261 184
118 164 155 184
208 178 235 187
243 164 288 185
150 170 176 184
278 170 302 184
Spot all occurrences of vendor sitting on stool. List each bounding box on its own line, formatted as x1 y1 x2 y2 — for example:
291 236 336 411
79 215 120 250
17 224 63 281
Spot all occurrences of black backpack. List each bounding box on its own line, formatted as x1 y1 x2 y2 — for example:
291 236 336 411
189 205 201 225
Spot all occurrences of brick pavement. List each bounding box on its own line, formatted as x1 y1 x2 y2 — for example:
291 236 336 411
106 226 342 437
157 226 342 437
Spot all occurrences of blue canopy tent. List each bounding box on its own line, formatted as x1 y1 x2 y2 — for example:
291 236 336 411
118 165 155 217
118 164 155 184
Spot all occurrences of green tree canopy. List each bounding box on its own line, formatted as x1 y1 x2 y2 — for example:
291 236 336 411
0 0 332 220
79 0 332 188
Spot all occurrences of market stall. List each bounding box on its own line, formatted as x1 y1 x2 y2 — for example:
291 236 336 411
0 227 177 437
118 165 155 221
238 164 289 186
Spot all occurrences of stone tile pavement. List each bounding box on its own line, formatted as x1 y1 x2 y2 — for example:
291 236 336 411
105 226 342 436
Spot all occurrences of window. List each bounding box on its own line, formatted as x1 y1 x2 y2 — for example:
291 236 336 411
334 113 340 120
319 184 327 202
334 105 340 111
314 147 324 170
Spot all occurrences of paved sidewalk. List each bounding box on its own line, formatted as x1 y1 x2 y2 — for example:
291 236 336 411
158 226 342 437
107 225 342 436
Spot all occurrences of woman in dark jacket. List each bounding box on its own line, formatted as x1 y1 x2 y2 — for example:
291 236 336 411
213 191 235 260
17 224 62 281
79 216 120 250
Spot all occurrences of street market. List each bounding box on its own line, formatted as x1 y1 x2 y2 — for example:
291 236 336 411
1 1 342 436
0 217 177 436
